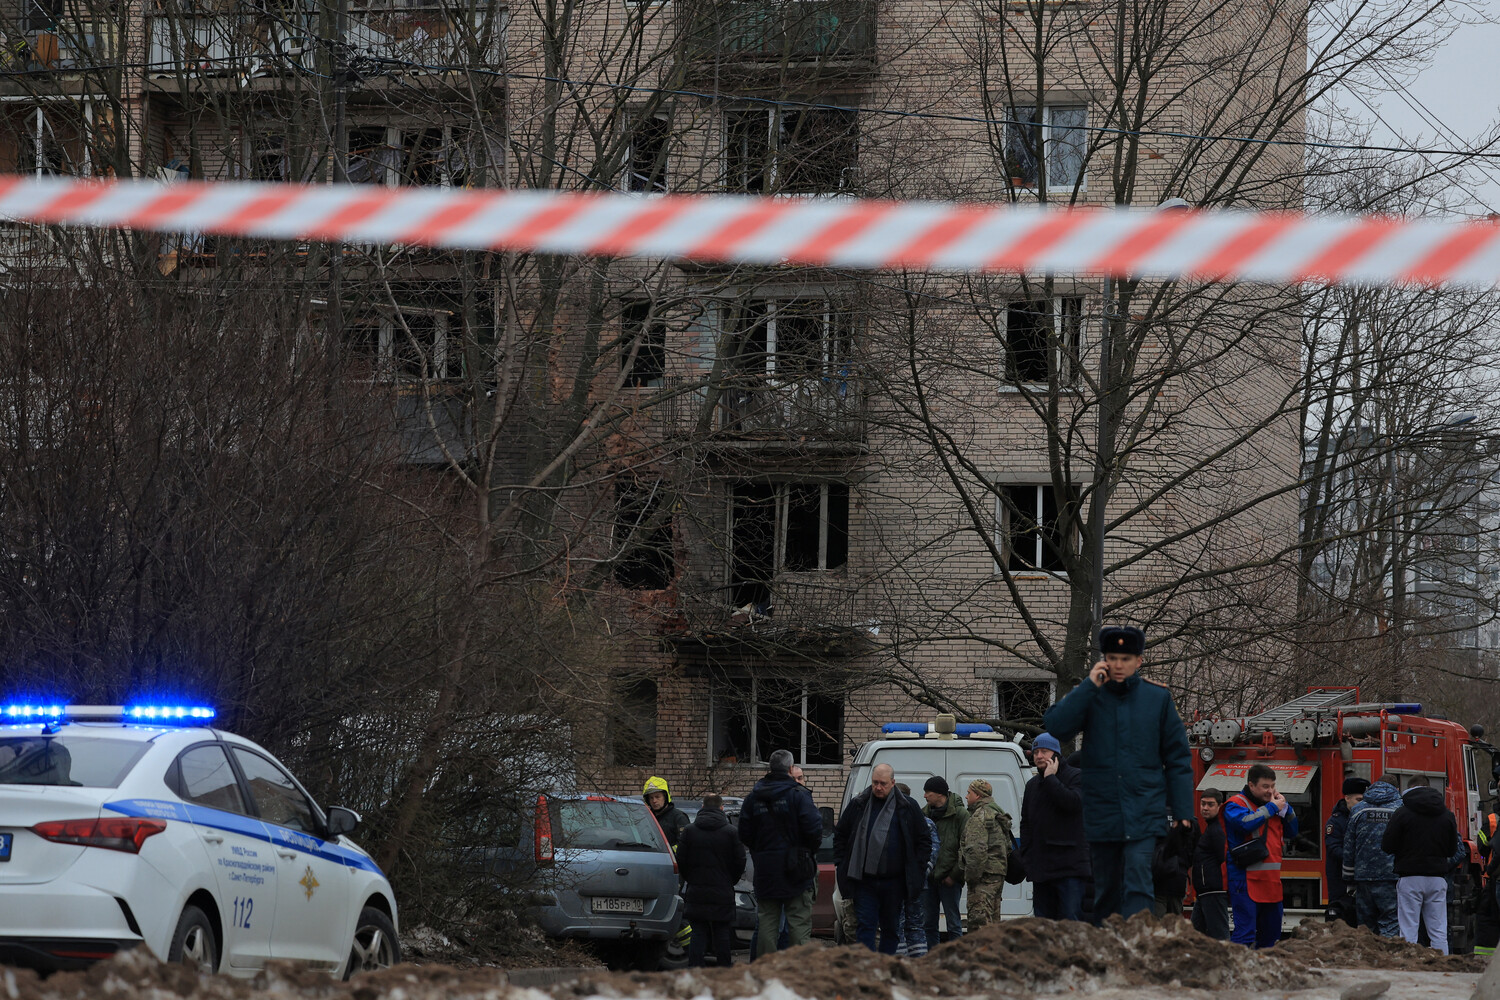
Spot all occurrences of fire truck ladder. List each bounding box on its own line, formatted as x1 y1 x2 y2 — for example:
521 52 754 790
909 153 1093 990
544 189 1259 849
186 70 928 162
1241 688 1359 733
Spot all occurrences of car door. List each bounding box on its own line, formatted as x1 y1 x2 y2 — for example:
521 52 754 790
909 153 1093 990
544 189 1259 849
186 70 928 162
229 747 350 970
172 743 279 969
947 746 1032 917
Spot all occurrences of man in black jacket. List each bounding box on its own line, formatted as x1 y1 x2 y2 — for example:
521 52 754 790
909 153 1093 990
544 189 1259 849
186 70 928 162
678 794 747 967
834 762 932 953
1018 733 1089 921
1326 777 1368 903
1382 778 1460 953
1190 790 1229 940
1152 816 1195 918
738 749 823 958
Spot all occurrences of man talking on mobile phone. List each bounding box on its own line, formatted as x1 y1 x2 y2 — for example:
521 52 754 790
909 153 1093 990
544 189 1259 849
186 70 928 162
1043 626 1194 922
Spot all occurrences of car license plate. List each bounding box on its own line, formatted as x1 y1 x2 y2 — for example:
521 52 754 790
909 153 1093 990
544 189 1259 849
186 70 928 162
591 896 644 914
0 833 11 862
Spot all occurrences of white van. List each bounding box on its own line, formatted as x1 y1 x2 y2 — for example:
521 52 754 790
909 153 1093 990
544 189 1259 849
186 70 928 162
834 716 1035 930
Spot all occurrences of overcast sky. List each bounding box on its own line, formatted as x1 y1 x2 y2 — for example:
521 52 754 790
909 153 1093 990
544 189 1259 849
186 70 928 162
1345 9 1500 213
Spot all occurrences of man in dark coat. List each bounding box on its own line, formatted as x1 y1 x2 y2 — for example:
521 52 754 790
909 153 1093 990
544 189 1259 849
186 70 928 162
1151 816 1195 919
834 762 931 954
677 793 747 967
1018 732 1089 921
738 749 822 958
1326 777 1368 904
1382 778 1460 953
1343 779 1401 937
1190 789 1229 939
1043 625 1194 922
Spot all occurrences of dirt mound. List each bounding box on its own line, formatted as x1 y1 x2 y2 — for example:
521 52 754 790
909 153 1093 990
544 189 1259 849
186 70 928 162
1 949 541 1000
553 914 1314 998
1278 919 1488 973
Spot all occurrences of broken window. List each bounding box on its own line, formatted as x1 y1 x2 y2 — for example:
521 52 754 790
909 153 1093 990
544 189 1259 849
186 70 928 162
994 679 1053 724
1005 104 1088 189
341 305 460 380
626 114 669 192
997 483 1067 573
620 301 666 387
725 108 858 195
347 126 396 184
710 675 844 766
1005 296 1081 384
346 125 497 186
727 297 853 378
609 678 657 767
614 477 674 590
730 482 850 606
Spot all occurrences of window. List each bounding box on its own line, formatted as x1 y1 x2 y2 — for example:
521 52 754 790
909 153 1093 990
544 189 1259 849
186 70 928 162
342 307 458 380
1005 296 1082 384
609 678 657 767
347 125 500 187
0 736 148 787
994 680 1053 724
710 675 843 765
997 483 1067 573
620 301 666 387
174 745 249 813
725 108 858 194
231 748 318 833
626 115 669 192
614 477 674 589
730 481 849 606
1005 104 1088 189
728 297 853 377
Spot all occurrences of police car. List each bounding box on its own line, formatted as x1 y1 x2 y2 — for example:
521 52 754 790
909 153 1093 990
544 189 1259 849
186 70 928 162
0 704 399 977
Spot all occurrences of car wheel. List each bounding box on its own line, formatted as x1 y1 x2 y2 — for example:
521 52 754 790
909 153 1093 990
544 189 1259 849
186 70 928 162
344 906 400 979
167 905 218 974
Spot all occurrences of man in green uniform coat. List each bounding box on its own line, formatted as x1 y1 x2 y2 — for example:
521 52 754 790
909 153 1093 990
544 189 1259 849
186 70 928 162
1043 626 1193 922
959 779 1011 931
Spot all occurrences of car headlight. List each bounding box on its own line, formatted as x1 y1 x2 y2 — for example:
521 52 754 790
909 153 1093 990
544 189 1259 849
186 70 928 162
736 892 754 909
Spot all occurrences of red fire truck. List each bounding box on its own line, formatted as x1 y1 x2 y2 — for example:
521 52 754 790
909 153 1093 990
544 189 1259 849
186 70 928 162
1188 686 1500 951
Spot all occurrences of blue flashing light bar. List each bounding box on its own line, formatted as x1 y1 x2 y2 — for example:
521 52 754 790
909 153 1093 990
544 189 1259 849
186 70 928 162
882 722 994 736
1 704 215 724
127 706 216 721
3 704 65 719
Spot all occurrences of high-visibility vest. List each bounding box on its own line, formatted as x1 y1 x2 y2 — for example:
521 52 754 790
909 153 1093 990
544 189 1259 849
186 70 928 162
1229 793 1286 904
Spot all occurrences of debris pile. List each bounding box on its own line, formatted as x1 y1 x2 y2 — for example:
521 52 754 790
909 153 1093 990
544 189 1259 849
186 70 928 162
1277 920 1488 973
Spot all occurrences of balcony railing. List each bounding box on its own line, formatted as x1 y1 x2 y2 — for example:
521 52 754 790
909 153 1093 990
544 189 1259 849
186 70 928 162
2 25 117 71
147 7 501 77
664 579 878 648
680 0 875 64
147 15 308 76
650 375 866 446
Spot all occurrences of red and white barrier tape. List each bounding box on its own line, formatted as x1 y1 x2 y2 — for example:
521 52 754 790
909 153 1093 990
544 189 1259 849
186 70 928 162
2 173 1498 286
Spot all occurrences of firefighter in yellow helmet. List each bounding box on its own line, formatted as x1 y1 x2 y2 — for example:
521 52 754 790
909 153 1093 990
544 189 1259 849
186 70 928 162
643 776 690 849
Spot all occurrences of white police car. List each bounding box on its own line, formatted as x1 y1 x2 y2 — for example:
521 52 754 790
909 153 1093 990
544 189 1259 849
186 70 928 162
0 704 399 977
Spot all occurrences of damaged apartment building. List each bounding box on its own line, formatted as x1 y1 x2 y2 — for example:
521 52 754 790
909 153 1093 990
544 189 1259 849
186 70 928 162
0 0 1306 806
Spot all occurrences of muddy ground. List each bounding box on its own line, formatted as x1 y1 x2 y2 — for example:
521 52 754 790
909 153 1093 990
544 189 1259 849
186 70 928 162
1 917 1488 1000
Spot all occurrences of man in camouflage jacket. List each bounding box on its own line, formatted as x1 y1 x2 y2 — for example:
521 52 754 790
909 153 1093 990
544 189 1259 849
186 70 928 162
959 779 1012 931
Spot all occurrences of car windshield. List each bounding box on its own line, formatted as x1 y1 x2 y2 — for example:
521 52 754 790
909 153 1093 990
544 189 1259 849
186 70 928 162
549 800 670 852
0 736 150 787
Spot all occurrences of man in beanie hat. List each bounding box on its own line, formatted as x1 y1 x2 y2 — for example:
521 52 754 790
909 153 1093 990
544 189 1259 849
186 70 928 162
1019 733 1089 920
922 774 969 946
959 778 1013 931
1043 625 1194 922
1326 776 1368 905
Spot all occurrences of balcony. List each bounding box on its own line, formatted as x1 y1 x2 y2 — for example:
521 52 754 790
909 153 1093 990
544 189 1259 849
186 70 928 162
679 0 875 68
662 578 878 653
2 25 117 72
146 6 502 79
147 14 308 77
653 376 866 451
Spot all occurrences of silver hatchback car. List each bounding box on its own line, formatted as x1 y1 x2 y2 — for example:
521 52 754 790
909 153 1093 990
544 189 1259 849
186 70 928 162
505 794 681 967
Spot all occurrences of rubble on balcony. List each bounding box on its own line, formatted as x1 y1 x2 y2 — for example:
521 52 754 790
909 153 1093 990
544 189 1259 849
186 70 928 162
661 579 879 654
